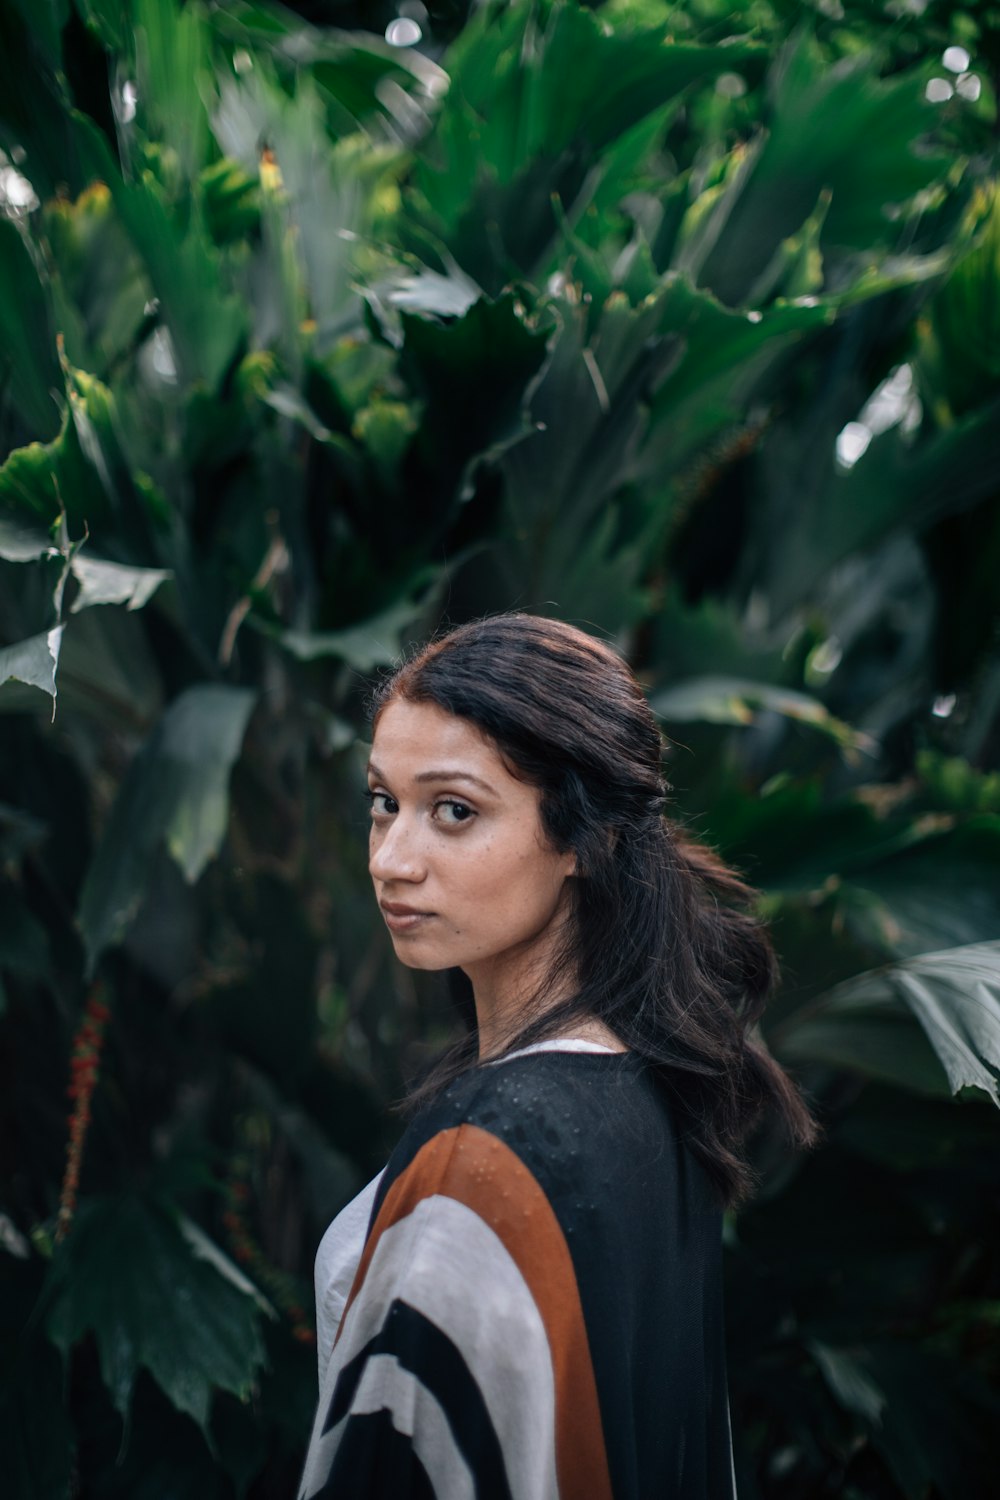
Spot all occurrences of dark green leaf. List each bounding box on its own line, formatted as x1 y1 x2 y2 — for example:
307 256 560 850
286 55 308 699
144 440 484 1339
78 684 257 967
788 941 1000 1105
649 674 870 753
45 1195 267 1432
808 1340 886 1426
75 115 246 390
250 591 428 671
698 36 950 305
0 217 62 439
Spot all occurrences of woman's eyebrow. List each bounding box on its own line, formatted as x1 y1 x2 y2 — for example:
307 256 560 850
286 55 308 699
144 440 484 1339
367 762 496 794
415 768 497 793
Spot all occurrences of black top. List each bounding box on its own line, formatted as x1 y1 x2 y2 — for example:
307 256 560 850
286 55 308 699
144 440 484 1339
299 1050 736 1500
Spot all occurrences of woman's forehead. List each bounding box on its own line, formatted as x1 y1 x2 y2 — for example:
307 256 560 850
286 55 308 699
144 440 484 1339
370 698 510 782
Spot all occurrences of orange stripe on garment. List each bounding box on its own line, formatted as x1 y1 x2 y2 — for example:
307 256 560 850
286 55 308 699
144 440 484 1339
337 1124 614 1500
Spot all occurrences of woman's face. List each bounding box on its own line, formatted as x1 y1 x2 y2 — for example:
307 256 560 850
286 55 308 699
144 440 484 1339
367 697 577 1004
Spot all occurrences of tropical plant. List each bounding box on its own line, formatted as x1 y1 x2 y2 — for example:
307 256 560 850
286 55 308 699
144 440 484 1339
1 0 998 1496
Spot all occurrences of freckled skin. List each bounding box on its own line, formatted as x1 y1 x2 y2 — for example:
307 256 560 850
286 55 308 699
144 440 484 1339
367 699 578 1052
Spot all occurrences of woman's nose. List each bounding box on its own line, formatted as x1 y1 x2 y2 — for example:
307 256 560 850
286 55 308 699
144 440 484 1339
369 814 426 883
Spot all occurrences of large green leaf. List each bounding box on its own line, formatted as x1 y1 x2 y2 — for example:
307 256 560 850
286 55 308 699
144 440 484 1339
78 684 257 968
782 941 1000 1104
45 1195 267 1432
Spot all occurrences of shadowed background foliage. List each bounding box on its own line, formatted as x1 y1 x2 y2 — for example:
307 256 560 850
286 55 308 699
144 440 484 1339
1 0 999 1495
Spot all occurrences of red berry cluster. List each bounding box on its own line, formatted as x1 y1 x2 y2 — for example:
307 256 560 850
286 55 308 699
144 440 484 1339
56 986 111 1244
222 1160 315 1345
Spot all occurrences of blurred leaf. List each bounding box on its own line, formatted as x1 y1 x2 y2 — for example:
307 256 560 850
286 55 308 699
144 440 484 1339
379 267 482 320
916 750 1000 815
399 293 549 461
259 384 355 457
46 1195 267 1432
698 35 950 305
778 1011 952 1098
495 290 680 615
0 217 62 439
0 627 63 703
414 1 759 287
52 603 164 729
178 1216 275 1320
864 1342 996 1500
78 685 257 968
0 358 163 560
68 554 170 614
251 590 429 671
42 182 149 375
0 513 57 563
918 182 1000 420
0 884 51 981
351 400 419 490
751 388 1000 619
788 941 1000 1105
640 274 830 476
8 0 70 70
74 0 126 51
809 1340 886 1426
851 822 1000 955
133 0 211 180
75 115 246 390
0 1259 74 1500
650 674 871 752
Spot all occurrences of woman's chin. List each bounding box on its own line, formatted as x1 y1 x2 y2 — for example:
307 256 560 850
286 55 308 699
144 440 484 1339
388 941 453 973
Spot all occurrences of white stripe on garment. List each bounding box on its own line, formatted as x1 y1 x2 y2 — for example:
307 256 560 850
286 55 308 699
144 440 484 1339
315 1169 385 1385
306 1194 560 1500
352 1354 475 1499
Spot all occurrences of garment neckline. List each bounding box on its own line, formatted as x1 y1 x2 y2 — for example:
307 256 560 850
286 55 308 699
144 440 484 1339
486 1037 626 1066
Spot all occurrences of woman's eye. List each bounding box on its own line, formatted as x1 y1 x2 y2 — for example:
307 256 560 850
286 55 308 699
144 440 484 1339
367 791 397 816
436 800 475 826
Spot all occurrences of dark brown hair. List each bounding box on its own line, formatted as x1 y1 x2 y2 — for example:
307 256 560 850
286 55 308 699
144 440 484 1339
371 612 816 1205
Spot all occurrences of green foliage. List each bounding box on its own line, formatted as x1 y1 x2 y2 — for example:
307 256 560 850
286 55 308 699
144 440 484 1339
45 1194 269 1430
0 0 998 1495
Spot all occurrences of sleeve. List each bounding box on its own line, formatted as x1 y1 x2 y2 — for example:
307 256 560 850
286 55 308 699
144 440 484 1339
297 1123 614 1500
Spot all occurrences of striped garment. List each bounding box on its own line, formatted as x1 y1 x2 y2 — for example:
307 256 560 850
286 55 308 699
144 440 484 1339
300 1047 736 1499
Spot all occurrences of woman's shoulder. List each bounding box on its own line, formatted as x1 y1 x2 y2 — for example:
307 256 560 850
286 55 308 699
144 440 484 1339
373 1049 683 1226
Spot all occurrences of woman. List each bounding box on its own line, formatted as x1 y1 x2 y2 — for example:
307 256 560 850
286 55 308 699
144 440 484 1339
299 614 814 1500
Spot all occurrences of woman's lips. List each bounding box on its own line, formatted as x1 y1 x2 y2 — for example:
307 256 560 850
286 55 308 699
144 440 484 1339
380 903 435 933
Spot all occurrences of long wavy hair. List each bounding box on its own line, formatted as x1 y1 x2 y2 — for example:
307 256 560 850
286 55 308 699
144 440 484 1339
370 613 816 1206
